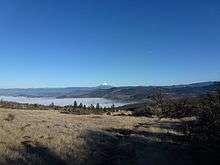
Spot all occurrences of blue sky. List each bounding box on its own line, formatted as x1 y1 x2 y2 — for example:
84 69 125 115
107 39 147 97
0 0 219 88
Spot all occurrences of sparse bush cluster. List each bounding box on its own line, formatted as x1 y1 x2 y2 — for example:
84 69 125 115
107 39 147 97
131 105 156 117
61 103 116 115
147 86 220 147
147 89 200 118
130 90 199 118
0 99 51 110
129 85 220 148
183 88 220 145
0 99 117 115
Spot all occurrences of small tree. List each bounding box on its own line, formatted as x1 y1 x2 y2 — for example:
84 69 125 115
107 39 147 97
111 104 115 111
73 101 78 108
49 102 55 107
150 88 174 117
90 104 95 110
96 103 100 109
103 106 107 111
79 103 83 108
150 89 166 107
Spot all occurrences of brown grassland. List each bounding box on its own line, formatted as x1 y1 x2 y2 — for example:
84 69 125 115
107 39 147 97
0 105 219 165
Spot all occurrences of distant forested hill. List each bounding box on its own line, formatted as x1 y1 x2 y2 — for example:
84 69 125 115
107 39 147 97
0 84 113 98
0 81 219 102
78 82 219 101
0 87 94 97
59 81 220 101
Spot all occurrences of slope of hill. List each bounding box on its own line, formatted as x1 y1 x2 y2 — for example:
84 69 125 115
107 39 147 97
0 82 219 102
0 87 94 98
0 85 113 98
0 108 204 165
74 81 220 101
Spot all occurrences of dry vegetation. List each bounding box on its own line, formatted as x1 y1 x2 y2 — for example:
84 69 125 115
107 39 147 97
0 86 219 164
0 107 219 165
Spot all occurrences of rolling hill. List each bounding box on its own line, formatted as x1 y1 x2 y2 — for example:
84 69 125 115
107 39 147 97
0 82 219 102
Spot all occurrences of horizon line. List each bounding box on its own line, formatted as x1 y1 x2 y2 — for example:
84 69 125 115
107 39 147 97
0 80 219 89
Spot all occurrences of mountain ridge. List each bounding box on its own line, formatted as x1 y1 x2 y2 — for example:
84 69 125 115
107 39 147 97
0 81 219 102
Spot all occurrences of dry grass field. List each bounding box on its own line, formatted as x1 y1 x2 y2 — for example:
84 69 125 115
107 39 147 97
0 108 215 165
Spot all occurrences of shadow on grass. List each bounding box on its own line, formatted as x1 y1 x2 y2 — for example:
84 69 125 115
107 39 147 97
134 120 182 130
2 121 219 165
84 129 190 165
6 141 67 165
84 125 219 165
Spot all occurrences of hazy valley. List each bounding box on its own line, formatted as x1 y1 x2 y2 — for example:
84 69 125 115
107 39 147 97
1 0 220 164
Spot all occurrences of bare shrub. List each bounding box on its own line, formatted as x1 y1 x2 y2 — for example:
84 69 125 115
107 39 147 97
150 93 192 118
185 87 220 144
131 105 157 117
4 113 15 122
106 112 111 115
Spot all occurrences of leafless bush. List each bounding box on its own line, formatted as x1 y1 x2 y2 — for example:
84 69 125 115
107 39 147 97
186 87 220 144
132 105 157 117
4 113 15 122
150 89 197 118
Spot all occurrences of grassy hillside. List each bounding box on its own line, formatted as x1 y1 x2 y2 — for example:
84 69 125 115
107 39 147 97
0 108 216 165
0 85 219 165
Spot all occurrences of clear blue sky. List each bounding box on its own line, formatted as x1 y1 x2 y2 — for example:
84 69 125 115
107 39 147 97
0 0 219 88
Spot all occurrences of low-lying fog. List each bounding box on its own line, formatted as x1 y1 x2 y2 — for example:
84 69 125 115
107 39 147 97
0 96 130 107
